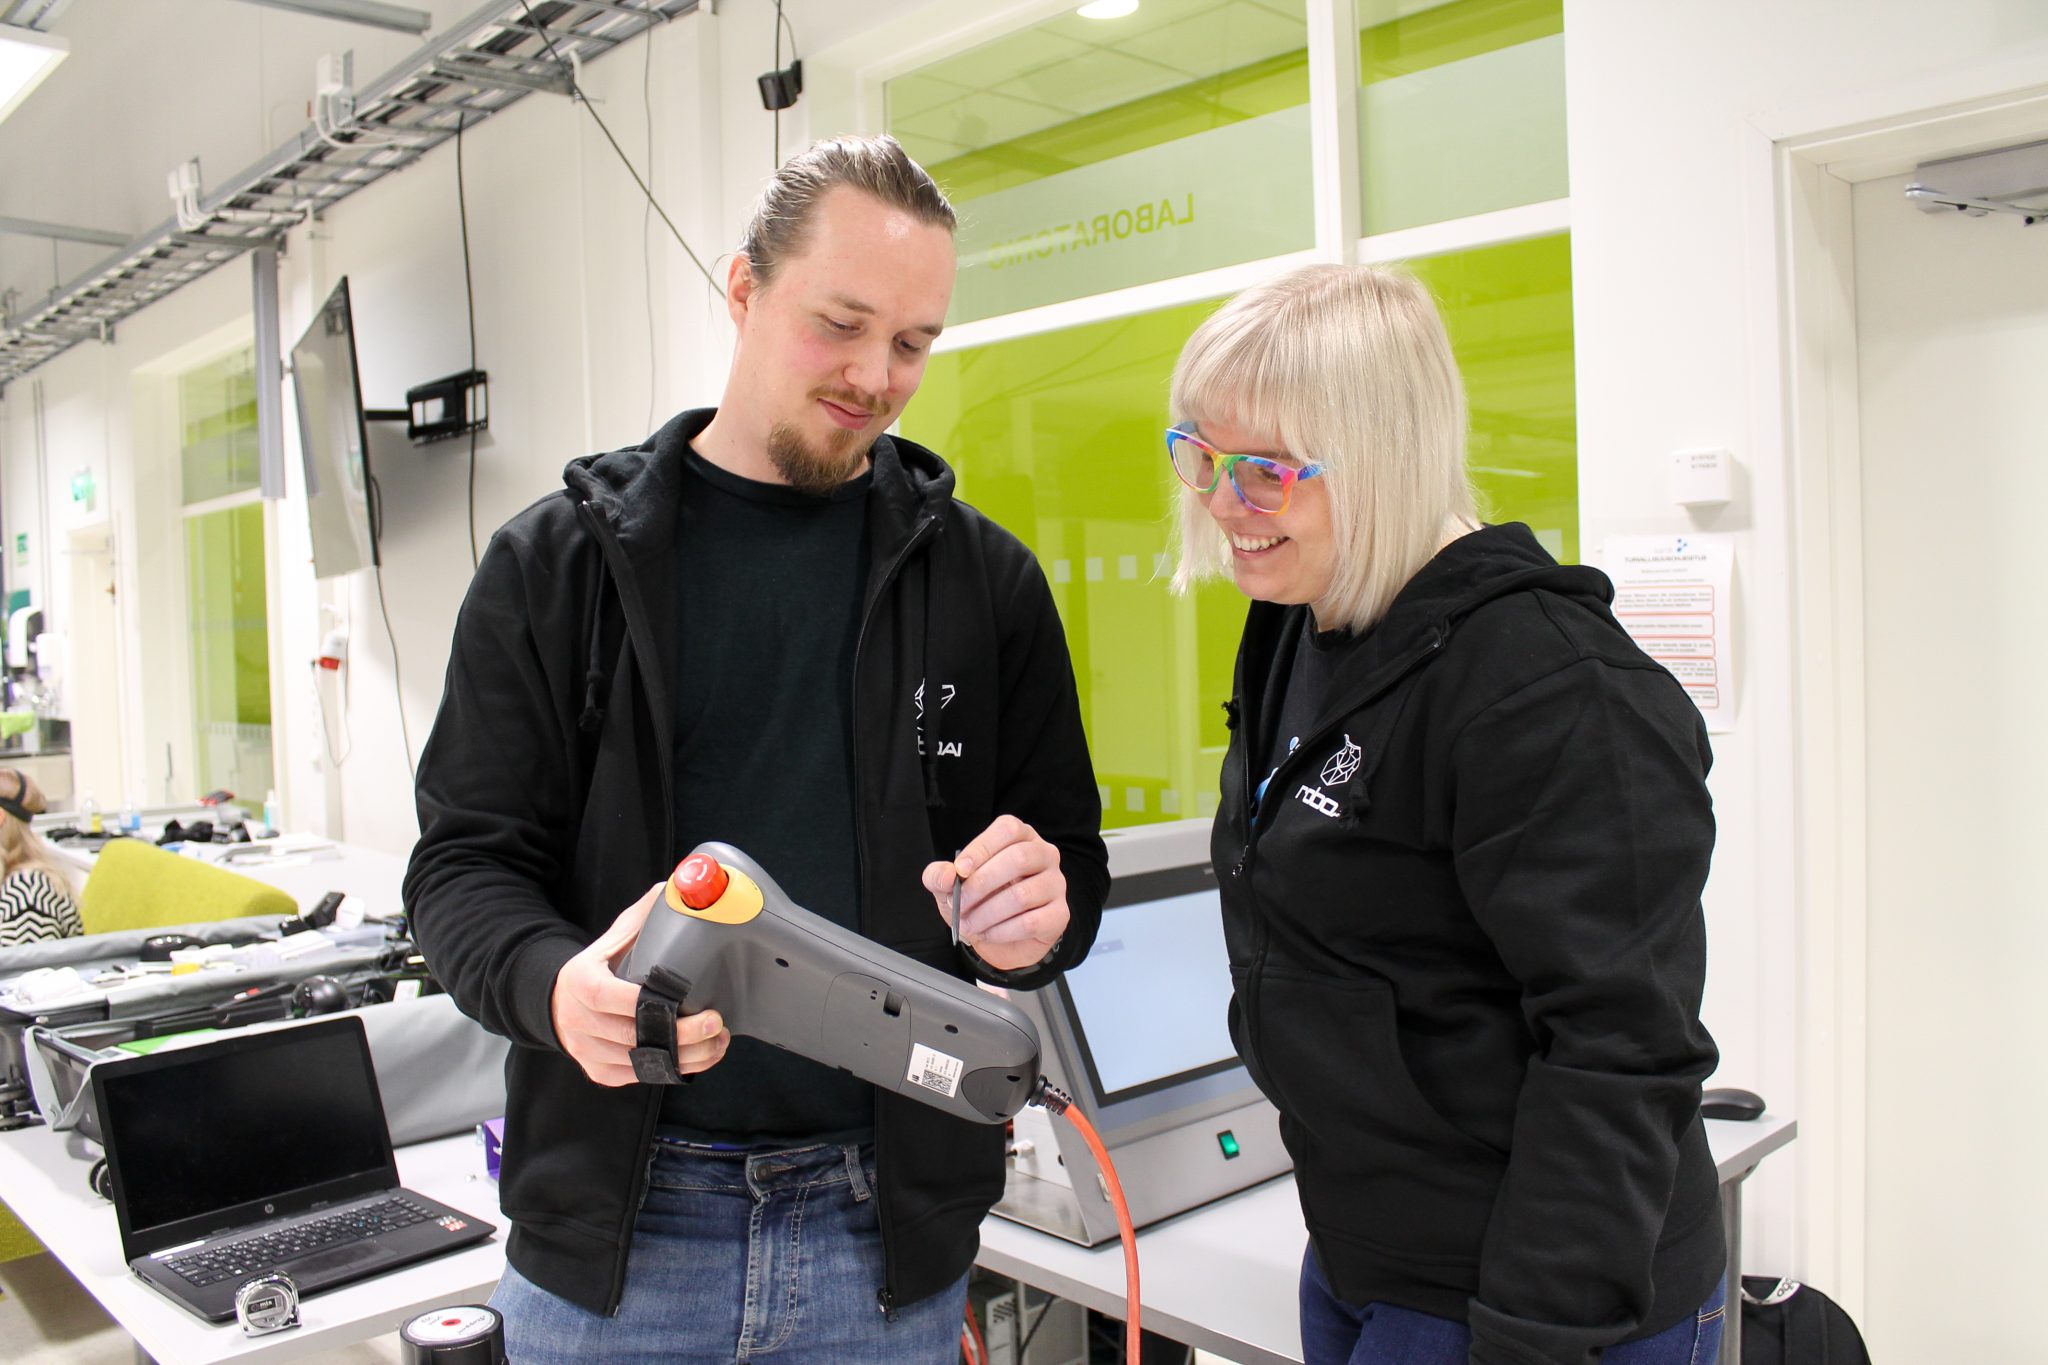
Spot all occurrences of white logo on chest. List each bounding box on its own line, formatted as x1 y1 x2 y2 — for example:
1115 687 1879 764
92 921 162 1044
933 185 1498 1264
914 681 963 758
1294 734 1362 819
1321 733 1362 786
1294 784 1340 818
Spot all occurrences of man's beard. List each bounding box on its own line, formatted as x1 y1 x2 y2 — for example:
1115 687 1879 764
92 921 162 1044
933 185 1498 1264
768 396 881 495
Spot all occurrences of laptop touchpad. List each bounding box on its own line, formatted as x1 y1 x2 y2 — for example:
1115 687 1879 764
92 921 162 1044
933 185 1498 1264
282 1240 392 1279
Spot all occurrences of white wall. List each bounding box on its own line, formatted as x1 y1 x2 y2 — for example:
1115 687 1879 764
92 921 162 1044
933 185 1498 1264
1564 0 2048 1306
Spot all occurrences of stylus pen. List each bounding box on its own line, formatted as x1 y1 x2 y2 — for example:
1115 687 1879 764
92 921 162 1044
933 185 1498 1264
951 851 963 947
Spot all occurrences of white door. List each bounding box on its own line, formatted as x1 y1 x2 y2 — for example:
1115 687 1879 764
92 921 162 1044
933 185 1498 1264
1852 170 2048 1360
65 522 126 810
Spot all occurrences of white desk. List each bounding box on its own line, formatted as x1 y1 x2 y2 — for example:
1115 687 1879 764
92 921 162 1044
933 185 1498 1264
0 1125 504 1365
976 1114 1797 1365
208 843 408 920
1 1097 1791 1364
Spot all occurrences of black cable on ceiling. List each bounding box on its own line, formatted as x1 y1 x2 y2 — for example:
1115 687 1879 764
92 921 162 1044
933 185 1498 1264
515 0 721 298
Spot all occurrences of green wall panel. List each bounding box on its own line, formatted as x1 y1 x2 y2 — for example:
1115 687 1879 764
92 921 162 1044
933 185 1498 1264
903 232 1577 828
183 501 272 802
178 348 262 507
1408 232 1578 564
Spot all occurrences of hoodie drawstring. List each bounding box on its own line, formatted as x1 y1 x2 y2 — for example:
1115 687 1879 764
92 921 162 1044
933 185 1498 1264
575 501 612 735
916 555 943 811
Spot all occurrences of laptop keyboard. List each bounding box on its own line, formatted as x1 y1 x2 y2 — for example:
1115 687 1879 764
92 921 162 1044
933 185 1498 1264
164 1195 437 1286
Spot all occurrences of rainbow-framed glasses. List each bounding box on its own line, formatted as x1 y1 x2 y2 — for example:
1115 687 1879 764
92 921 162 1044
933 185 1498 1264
1165 425 1325 514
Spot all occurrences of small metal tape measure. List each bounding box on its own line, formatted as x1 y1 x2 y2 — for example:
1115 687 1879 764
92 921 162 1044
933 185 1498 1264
400 1303 506 1365
234 1272 301 1336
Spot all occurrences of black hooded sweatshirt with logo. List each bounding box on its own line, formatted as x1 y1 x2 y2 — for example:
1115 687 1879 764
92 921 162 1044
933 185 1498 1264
1215 523 1724 1365
404 409 1108 1317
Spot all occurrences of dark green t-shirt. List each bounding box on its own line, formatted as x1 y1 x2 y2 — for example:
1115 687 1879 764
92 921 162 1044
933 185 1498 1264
657 447 873 1145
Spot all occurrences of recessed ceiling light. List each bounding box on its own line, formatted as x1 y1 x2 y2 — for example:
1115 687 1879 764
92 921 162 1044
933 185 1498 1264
0 25 67 127
1077 0 1139 19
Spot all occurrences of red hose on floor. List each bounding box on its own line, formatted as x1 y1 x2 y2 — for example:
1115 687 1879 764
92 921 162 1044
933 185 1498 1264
962 1293 989 1365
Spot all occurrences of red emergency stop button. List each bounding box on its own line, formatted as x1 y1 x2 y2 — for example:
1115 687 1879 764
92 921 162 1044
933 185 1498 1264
672 854 729 909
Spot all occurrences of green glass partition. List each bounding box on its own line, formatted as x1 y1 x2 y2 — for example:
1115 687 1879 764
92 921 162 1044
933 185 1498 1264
1357 0 1568 235
884 0 1568 325
183 502 273 804
177 348 262 506
902 232 1576 828
177 345 273 804
1409 232 1578 563
886 0 1314 325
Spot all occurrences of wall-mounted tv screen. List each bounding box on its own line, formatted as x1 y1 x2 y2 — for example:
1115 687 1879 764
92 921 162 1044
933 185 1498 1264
290 278 379 578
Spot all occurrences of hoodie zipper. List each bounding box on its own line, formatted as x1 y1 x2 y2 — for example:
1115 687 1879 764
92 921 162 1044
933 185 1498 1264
848 509 940 1320
1232 624 1449 1098
577 498 677 1316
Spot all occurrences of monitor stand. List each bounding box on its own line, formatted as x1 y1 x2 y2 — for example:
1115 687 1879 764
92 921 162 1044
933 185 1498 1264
991 984 1290 1247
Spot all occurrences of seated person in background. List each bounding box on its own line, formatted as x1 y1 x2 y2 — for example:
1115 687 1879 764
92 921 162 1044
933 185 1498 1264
0 770 82 945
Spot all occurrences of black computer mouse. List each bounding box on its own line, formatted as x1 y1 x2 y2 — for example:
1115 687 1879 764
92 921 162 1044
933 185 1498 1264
1702 1086 1766 1121
140 933 206 962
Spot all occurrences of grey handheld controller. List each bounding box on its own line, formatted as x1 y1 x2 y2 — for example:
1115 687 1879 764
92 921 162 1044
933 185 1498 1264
616 842 1041 1125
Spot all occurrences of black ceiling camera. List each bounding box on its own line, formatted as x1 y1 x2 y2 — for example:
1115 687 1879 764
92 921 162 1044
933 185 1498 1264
758 58 801 111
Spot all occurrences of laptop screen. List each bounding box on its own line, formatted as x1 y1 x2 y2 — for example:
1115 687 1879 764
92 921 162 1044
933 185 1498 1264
97 1016 396 1251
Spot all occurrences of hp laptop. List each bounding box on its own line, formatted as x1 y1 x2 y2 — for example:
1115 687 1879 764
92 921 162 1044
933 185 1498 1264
91 1013 495 1322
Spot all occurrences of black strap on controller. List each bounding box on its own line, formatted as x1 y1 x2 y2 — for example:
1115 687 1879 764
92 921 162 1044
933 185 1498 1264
629 965 694 1086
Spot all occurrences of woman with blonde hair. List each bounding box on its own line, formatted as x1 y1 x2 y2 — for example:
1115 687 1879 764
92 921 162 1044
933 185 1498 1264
1169 264 1725 1364
0 770 83 946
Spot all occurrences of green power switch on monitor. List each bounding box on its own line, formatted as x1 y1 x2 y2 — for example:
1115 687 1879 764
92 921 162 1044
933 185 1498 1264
1217 1130 1241 1160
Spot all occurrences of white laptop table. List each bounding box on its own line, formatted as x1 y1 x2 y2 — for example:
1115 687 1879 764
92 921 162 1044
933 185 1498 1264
0 1124 503 1364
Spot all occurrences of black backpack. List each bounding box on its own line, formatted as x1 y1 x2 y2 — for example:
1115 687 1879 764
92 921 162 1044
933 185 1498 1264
1741 1276 1873 1364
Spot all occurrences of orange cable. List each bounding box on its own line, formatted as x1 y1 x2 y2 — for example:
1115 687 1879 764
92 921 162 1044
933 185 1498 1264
963 1294 988 1365
1055 1100 1141 1362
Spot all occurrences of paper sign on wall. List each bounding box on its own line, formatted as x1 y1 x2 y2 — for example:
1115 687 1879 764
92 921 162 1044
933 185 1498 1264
1599 534 1735 732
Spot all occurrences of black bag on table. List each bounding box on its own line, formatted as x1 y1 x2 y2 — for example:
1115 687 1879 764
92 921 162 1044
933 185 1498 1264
1741 1276 1873 1364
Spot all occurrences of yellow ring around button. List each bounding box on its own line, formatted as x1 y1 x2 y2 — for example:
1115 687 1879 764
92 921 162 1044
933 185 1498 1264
664 866 764 924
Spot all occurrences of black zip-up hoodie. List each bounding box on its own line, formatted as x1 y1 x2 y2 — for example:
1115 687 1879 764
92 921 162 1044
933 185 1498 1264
403 409 1107 1317
1216 523 1723 1365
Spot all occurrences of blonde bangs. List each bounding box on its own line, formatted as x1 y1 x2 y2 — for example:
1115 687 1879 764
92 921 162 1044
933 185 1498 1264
1166 265 1474 632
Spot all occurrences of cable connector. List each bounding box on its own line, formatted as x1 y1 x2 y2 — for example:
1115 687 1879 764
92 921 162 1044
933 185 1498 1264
1029 1076 1072 1115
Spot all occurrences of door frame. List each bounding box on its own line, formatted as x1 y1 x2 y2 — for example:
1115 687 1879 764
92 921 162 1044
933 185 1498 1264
63 520 127 810
1751 55 2048 1315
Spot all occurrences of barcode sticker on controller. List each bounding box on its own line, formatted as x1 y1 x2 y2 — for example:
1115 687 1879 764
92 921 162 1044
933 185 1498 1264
906 1043 964 1098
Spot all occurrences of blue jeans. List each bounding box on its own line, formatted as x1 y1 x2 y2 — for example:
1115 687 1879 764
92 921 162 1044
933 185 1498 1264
490 1138 967 1364
1300 1246 1726 1365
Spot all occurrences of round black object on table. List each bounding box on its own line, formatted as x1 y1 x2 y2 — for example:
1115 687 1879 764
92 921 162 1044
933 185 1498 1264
401 1304 506 1365
1702 1086 1767 1121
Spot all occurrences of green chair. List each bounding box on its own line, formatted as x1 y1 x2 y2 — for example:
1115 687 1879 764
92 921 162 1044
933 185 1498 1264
78 839 297 935
0 1201 39 1263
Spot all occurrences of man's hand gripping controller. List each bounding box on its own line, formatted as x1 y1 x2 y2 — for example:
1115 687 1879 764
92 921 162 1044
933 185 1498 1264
615 843 1043 1125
